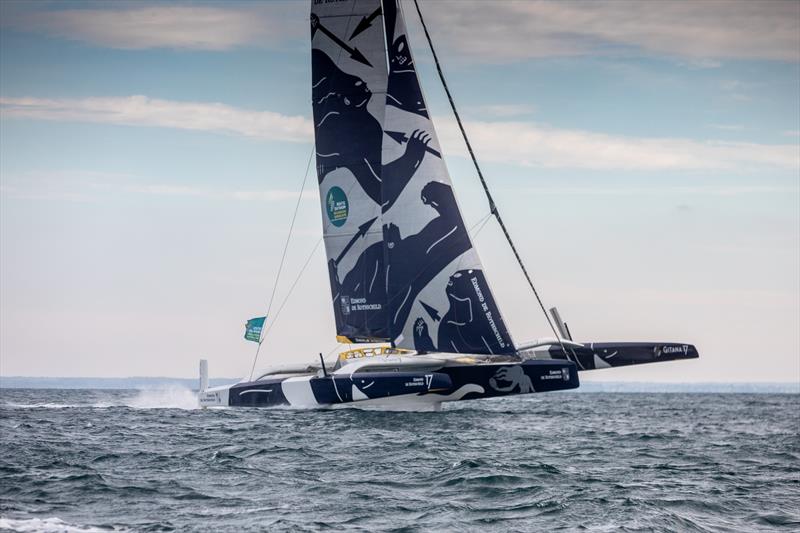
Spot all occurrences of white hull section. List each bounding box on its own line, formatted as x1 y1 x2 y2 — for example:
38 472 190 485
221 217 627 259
199 385 229 408
281 377 318 408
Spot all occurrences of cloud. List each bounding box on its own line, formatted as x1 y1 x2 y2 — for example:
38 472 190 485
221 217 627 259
0 95 313 143
0 170 319 203
719 79 752 102
468 104 537 118
437 119 800 172
3 1 797 63
677 58 723 70
418 0 800 62
2 4 303 50
2 95 797 172
707 124 745 132
504 185 799 197
126 184 317 202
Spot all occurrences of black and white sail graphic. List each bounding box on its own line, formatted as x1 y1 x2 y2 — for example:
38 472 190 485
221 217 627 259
380 0 515 355
311 0 515 354
311 0 389 342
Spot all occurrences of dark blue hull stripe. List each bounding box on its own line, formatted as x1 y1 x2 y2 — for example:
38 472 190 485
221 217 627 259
547 342 699 371
229 360 578 407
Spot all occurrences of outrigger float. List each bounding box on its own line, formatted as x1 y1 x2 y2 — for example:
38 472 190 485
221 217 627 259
199 0 698 410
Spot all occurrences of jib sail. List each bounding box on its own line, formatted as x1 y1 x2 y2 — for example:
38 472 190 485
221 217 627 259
379 0 516 355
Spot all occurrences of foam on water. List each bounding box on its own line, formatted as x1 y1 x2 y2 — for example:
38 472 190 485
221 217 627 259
1 387 199 410
123 386 199 410
0 517 128 533
2 403 86 409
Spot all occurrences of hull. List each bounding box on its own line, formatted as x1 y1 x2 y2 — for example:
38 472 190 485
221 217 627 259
526 342 699 371
200 359 578 409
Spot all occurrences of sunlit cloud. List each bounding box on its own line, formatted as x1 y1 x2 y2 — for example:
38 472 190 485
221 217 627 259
2 95 797 172
467 104 537 118
437 119 800 172
0 95 313 143
0 170 319 203
1 4 302 51
418 0 800 63
2 1 797 63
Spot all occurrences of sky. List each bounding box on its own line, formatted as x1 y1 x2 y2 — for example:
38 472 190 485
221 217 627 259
0 0 798 383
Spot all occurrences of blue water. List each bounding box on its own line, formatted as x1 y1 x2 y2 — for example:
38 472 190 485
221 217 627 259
1 389 798 532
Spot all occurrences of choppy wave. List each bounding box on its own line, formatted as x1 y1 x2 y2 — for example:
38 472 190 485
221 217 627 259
1 390 798 532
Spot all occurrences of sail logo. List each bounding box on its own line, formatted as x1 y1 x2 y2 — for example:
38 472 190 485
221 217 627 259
340 295 351 315
471 275 506 349
662 345 689 356
349 297 382 311
326 186 349 227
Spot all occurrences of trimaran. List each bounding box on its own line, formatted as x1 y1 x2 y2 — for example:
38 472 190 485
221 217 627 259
198 0 698 410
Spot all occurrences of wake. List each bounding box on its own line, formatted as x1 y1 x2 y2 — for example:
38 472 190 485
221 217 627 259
1 386 199 410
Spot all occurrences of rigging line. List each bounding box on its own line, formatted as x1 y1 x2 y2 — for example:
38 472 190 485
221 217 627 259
248 5 368 378
258 237 324 343
249 147 315 381
468 212 491 234
470 212 493 238
411 0 571 361
325 343 343 363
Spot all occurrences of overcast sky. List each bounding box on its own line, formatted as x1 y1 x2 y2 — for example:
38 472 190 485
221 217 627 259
1 0 798 382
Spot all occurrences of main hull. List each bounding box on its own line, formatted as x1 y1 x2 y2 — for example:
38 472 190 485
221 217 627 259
200 359 578 409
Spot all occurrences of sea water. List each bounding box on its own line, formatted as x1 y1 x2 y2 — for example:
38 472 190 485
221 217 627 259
1 389 798 532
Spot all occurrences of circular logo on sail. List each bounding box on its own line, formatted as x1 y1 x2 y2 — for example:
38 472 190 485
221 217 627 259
326 186 348 227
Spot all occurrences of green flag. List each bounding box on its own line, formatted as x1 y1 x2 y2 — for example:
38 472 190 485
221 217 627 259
244 316 266 343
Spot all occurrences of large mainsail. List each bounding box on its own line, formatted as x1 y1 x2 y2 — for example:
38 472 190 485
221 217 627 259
311 0 389 342
379 0 515 355
311 0 515 354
